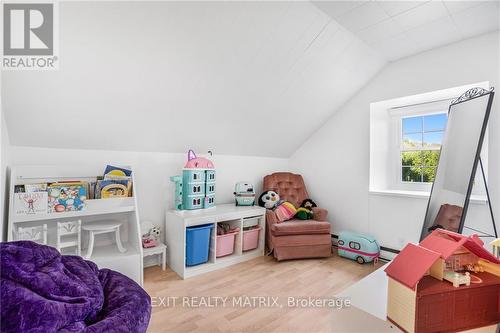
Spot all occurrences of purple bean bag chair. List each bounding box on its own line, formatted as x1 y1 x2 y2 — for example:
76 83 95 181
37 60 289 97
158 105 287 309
1 241 151 333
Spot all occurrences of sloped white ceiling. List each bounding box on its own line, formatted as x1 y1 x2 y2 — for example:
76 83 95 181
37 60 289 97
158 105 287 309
2 1 386 157
313 1 500 61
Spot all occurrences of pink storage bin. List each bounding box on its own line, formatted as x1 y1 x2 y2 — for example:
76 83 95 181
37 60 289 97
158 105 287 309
242 226 261 251
216 231 238 257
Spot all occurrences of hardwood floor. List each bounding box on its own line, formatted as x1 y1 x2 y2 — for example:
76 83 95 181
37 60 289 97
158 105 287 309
144 253 383 333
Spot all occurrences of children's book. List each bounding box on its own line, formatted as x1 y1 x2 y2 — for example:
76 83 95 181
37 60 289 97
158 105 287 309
104 165 132 177
88 181 96 200
14 185 25 193
14 192 48 216
24 183 48 192
48 182 87 213
96 179 131 198
104 174 131 182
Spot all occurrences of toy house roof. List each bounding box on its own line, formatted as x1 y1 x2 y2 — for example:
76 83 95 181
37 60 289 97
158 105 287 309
384 243 441 290
419 231 467 260
423 229 500 264
385 229 500 290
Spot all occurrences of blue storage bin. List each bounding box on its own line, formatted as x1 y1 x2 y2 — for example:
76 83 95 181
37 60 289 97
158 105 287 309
186 224 213 266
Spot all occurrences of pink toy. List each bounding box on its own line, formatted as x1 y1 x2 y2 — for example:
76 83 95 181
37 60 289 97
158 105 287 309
384 229 500 333
142 238 158 248
385 229 500 290
184 150 214 169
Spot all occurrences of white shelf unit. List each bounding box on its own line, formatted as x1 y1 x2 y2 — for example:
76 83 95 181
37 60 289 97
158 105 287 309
8 165 144 286
165 204 266 279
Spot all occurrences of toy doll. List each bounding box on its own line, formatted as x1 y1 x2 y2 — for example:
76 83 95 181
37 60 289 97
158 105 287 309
295 198 317 220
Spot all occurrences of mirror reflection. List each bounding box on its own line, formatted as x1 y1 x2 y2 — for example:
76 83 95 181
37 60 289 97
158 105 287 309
420 88 494 240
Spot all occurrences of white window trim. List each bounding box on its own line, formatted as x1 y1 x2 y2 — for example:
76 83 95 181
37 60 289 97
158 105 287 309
392 107 449 190
370 82 489 198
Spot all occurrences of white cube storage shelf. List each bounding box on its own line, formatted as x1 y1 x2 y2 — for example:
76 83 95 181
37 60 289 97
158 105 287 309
165 204 266 279
8 165 144 286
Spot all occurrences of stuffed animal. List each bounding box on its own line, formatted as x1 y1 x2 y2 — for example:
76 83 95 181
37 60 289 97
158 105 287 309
258 190 296 223
142 224 161 248
150 225 161 240
258 190 282 209
295 198 317 220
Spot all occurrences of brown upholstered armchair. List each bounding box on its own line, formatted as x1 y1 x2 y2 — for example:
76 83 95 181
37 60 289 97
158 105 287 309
263 172 332 261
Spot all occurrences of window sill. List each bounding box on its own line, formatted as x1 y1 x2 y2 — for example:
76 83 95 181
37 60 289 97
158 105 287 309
369 189 488 204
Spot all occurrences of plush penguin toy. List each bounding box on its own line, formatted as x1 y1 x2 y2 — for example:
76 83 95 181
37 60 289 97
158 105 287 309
258 190 297 223
258 190 282 209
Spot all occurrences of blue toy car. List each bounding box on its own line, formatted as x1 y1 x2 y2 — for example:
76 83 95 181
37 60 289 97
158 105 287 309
338 231 380 264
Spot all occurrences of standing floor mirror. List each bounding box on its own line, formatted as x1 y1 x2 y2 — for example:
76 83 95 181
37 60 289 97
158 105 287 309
420 87 497 241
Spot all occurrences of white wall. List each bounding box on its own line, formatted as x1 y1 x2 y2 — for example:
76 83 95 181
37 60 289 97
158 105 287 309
7 146 288 241
290 31 500 250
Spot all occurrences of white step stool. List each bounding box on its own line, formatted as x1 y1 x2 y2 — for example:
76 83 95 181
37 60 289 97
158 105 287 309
143 242 167 271
82 221 126 259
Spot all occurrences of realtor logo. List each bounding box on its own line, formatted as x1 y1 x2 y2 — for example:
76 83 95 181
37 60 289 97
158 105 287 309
2 2 58 70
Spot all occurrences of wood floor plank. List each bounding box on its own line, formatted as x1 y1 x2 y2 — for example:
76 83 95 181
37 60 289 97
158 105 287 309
144 253 382 333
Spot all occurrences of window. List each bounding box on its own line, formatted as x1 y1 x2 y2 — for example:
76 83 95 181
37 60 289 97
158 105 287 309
370 82 489 195
401 113 447 183
193 174 198 180
338 240 345 246
349 241 360 250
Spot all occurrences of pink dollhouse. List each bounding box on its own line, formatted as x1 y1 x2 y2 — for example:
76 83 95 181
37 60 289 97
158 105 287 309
385 229 500 333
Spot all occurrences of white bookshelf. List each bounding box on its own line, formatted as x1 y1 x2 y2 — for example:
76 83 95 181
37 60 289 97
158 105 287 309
165 204 266 279
11 197 136 223
8 165 144 286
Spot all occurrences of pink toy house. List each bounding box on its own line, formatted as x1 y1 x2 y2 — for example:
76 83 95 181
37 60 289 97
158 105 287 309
385 229 500 333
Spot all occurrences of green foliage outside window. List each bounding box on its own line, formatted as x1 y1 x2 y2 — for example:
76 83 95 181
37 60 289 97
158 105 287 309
401 113 446 183
401 150 440 183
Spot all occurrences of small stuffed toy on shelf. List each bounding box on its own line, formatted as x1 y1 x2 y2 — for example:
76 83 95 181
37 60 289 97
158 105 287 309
258 190 296 223
295 198 317 220
142 224 161 248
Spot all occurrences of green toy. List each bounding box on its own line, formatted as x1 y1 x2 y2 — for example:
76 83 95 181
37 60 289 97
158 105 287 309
295 199 317 220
